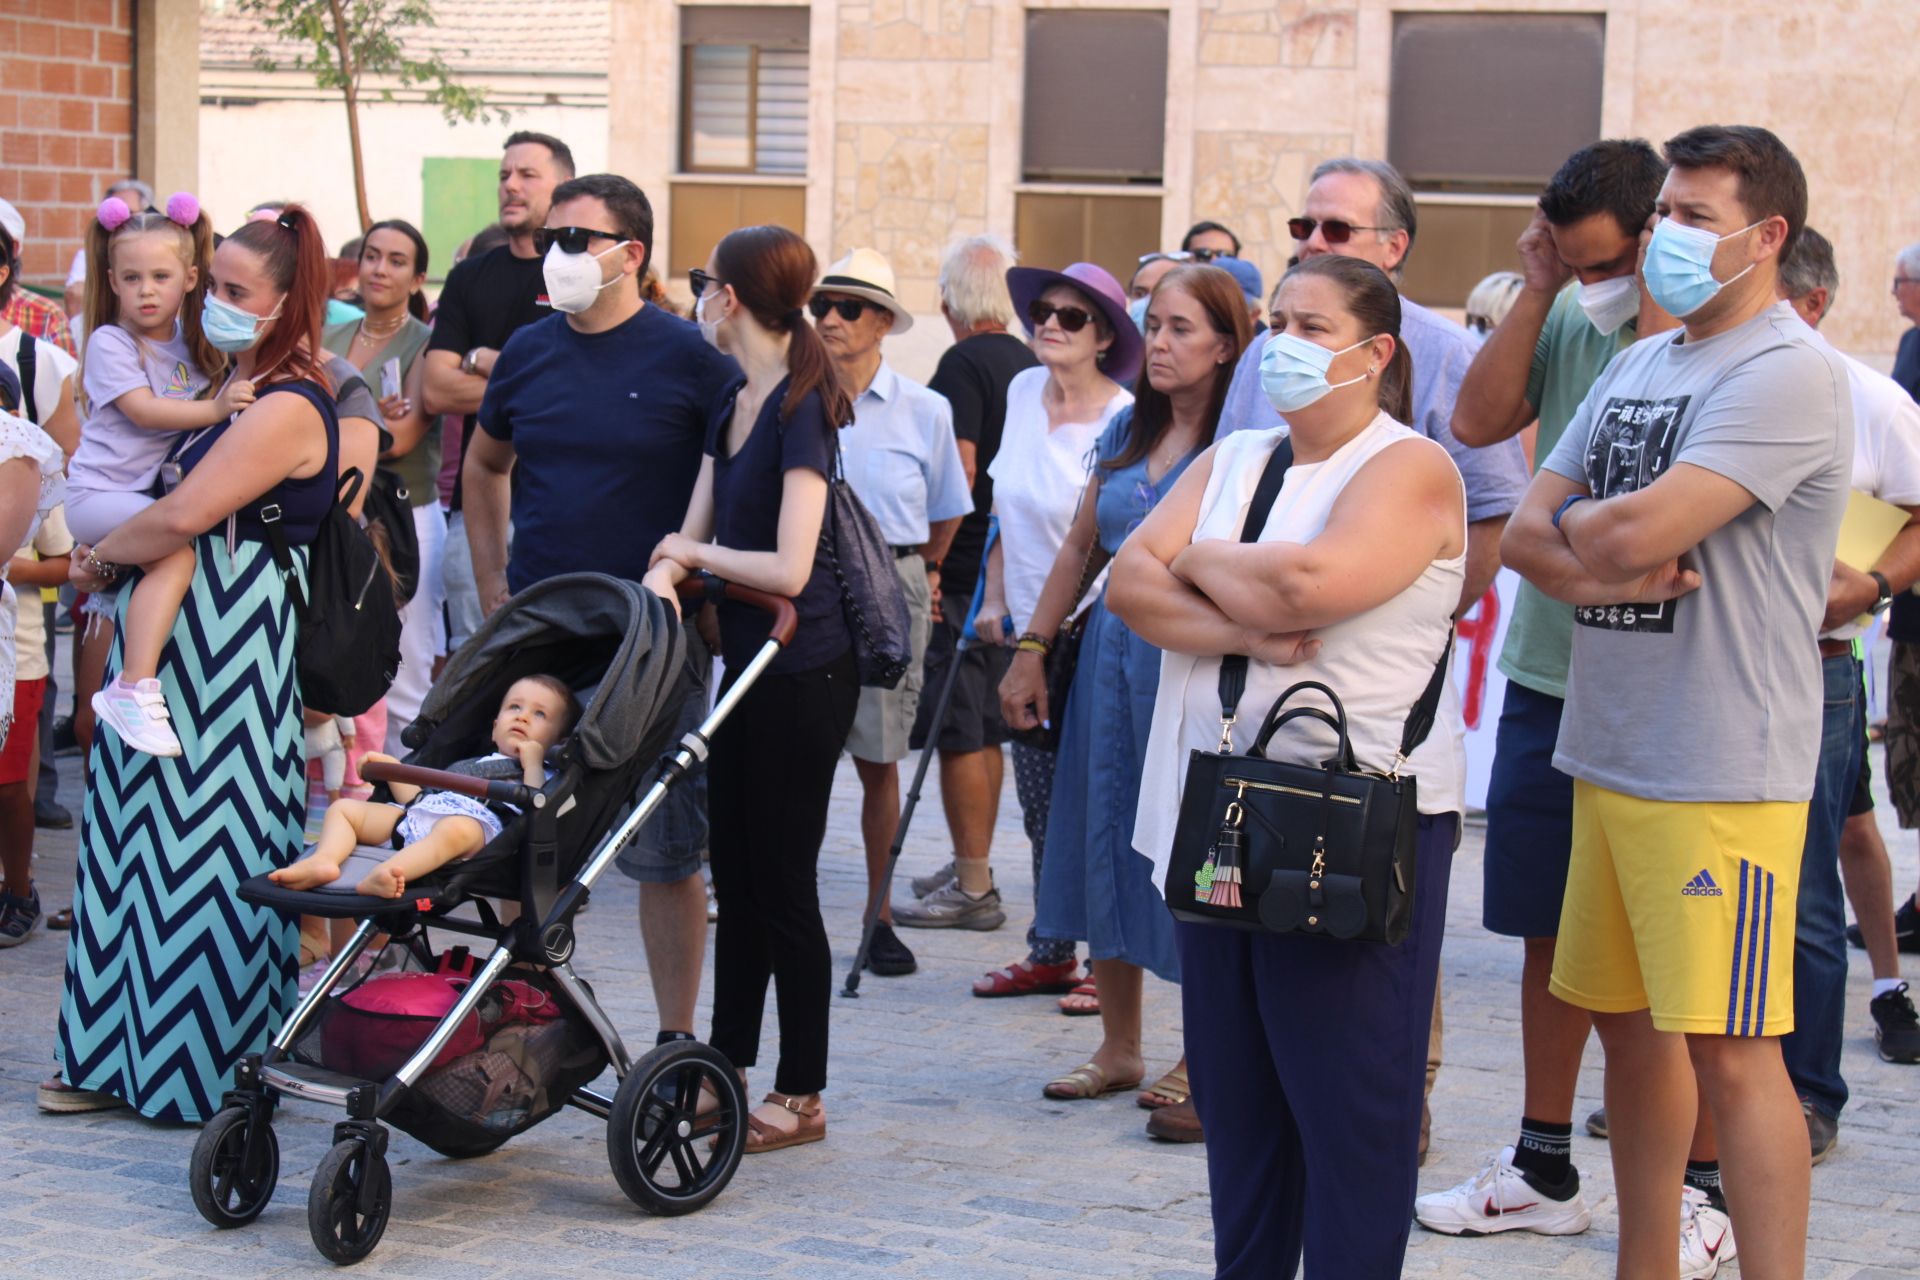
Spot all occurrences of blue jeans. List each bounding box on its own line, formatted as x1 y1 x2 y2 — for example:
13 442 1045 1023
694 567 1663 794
1782 653 1861 1121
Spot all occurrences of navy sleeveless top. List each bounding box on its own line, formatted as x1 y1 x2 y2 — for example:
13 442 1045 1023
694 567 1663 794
177 379 340 545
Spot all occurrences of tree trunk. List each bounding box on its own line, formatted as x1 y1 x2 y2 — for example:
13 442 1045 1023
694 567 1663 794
326 0 372 235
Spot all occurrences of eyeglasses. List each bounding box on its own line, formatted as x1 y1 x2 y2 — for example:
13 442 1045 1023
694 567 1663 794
1028 299 1096 333
809 295 874 322
533 226 623 255
1896 277 1920 289
1287 217 1393 244
1137 249 1224 266
688 268 725 298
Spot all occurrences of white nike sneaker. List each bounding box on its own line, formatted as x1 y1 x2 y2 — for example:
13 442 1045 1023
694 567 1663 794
92 677 183 757
1414 1147 1592 1236
1679 1185 1736 1278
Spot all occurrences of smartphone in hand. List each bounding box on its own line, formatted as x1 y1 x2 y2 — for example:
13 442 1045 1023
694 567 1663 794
380 358 402 401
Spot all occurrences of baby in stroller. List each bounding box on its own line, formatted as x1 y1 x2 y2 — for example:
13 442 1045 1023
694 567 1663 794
272 675 581 898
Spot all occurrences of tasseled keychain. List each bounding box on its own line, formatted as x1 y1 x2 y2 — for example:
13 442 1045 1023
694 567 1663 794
1207 795 1246 909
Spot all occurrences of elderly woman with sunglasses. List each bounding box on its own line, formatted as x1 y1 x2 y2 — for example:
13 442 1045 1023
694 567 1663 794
1001 265 1251 1138
900 265 1136 995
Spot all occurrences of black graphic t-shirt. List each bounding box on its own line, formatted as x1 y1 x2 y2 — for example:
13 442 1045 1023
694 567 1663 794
1538 303 1851 803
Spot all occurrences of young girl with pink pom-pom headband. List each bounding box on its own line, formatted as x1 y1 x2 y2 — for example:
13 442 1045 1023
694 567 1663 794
63 192 258 759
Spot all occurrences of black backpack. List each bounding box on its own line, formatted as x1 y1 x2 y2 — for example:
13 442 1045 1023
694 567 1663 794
361 466 420 607
262 466 403 717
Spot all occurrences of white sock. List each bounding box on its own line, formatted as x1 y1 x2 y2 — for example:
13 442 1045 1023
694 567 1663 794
1874 977 1904 999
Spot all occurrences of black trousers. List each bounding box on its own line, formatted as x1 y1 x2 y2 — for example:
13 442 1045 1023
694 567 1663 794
707 646 858 1096
1178 813 1458 1279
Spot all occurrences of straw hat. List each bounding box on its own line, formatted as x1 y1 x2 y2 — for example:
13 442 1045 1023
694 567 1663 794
814 247 914 334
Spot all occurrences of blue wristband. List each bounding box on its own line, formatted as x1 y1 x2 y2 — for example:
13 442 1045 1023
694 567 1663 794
1551 493 1590 530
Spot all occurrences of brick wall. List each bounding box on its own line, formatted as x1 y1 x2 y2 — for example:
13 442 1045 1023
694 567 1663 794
0 0 135 287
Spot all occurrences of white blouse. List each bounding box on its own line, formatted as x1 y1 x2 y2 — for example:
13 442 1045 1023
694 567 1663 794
0 411 66 749
1132 415 1467 896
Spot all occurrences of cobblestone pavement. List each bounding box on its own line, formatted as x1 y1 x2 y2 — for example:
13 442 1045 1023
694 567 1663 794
3 724 1916 1277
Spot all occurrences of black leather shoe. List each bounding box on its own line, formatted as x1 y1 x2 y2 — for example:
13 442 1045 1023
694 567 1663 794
865 922 917 976
1804 1100 1838 1166
34 801 72 830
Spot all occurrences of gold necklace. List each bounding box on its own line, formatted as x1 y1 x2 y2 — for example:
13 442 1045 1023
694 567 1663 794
355 312 406 343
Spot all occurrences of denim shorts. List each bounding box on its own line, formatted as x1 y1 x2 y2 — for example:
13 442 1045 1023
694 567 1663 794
615 625 711 884
1482 681 1577 939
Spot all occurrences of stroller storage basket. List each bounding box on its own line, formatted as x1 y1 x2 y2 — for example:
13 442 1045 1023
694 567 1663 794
292 965 609 1158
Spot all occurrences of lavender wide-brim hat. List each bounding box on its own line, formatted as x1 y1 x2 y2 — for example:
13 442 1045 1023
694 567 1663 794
1006 261 1143 386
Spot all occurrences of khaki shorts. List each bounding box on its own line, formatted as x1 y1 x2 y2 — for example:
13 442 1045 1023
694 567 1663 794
1551 779 1804 1036
846 553 932 764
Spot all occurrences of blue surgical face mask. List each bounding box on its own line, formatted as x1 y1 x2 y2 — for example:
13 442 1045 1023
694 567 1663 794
204 291 282 353
1127 294 1150 336
1642 216 1763 319
1259 331 1376 413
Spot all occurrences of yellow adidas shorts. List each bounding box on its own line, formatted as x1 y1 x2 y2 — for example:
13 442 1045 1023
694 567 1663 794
1550 779 1805 1036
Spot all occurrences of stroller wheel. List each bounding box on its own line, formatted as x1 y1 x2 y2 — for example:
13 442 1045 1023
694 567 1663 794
307 1137 392 1264
608 1040 746 1216
189 1105 279 1227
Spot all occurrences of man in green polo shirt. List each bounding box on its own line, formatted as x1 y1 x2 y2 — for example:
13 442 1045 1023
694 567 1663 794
1416 139 1684 1240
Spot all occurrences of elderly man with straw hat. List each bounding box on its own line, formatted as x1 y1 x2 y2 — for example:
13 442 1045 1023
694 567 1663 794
812 247 973 979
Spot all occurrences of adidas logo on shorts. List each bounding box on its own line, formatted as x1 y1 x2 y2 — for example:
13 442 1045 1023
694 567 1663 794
1682 869 1724 897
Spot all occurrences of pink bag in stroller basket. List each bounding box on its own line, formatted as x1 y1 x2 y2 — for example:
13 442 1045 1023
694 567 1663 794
320 972 486 1080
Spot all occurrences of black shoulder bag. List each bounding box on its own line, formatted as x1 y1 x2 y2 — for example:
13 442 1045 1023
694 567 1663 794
1163 437 1452 945
822 438 913 689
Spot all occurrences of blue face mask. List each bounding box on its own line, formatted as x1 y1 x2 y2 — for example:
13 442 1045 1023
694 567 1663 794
1127 294 1150 336
203 291 283 354
1259 331 1376 413
1641 216 1763 319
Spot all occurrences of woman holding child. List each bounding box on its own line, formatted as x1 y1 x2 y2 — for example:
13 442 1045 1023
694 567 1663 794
40 204 380 1122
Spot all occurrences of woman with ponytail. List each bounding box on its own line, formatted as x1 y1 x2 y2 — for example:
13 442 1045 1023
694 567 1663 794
642 224 855 1155
42 204 380 1121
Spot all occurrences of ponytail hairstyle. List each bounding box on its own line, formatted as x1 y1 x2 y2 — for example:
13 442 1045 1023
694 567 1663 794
361 218 431 321
223 203 332 388
85 192 226 386
1281 254 1413 425
710 225 852 428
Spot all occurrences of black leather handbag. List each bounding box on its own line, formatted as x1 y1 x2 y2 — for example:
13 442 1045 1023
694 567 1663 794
1163 438 1451 945
823 445 913 689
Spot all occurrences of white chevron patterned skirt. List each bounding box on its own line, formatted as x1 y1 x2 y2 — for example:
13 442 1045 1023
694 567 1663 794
57 534 305 1123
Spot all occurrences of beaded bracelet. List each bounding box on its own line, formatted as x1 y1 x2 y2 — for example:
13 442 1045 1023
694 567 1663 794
1015 632 1052 657
84 549 124 582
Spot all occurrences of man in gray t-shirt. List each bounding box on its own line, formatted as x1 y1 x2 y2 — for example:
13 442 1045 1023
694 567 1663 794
1504 125 1848 1278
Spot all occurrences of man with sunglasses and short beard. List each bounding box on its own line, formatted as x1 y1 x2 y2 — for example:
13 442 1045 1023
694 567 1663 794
810 249 972 976
462 173 738 1055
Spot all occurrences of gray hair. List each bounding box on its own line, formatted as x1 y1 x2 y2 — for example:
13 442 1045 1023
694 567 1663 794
106 177 155 210
1899 242 1920 282
1464 271 1525 335
939 233 1018 329
1779 226 1838 306
1310 157 1419 271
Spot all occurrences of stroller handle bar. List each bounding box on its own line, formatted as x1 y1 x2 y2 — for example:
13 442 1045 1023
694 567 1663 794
359 759 537 808
676 574 797 646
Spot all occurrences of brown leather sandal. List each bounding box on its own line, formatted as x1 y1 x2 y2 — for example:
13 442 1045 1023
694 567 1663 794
743 1092 825 1154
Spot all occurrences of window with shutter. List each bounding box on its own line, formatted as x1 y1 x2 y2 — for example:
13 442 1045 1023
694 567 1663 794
680 7 811 176
1022 11 1168 185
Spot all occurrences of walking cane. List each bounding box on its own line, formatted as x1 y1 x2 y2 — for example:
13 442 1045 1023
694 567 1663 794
842 524 1001 997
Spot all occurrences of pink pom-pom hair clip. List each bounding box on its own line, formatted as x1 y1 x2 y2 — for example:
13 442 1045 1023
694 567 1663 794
96 196 132 231
164 192 200 226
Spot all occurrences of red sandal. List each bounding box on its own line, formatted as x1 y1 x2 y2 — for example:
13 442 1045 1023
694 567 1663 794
1058 975 1099 1017
972 957 1081 997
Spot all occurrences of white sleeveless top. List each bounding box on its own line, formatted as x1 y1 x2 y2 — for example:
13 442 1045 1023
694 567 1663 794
1132 414 1467 896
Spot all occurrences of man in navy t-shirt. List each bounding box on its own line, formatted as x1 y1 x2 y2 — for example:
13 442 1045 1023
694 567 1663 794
465 174 737 1046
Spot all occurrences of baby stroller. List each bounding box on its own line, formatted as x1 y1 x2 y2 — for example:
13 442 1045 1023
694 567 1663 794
186 572 794 1264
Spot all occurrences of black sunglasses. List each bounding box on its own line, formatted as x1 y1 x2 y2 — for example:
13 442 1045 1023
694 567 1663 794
809 295 874 322
688 268 725 298
1287 217 1392 245
1027 299 1096 333
534 225 624 255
